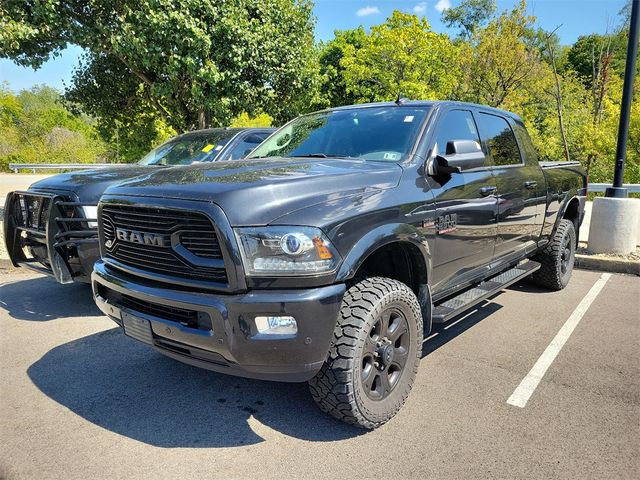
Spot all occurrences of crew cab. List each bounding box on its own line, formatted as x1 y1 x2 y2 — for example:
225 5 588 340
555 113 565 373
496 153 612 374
3 127 274 283
90 101 586 428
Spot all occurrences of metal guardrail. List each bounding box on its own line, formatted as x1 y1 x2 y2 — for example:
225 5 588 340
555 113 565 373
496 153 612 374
9 163 127 174
589 183 640 193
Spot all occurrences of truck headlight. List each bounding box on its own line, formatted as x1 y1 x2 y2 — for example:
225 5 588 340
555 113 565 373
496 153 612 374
235 226 341 276
81 206 98 228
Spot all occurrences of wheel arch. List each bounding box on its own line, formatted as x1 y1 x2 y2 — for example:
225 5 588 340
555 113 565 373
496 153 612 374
335 223 432 333
556 194 583 246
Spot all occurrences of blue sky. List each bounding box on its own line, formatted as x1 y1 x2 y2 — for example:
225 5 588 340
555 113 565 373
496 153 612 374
0 0 627 92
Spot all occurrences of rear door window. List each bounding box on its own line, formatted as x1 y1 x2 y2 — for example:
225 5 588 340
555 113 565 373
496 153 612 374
478 113 523 166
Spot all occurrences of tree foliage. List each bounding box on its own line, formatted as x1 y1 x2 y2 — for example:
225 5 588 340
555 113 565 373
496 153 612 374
318 28 367 107
1 0 639 184
1 0 318 132
441 0 496 38
0 84 108 171
340 12 461 103
229 112 273 128
457 0 545 108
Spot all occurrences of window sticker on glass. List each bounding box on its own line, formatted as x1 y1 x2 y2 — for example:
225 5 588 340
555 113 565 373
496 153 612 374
404 115 415 123
214 145 223 151
383 152 400 160
201 144 215 152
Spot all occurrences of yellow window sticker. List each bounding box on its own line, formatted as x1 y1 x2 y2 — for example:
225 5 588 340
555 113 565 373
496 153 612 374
201 144 215 153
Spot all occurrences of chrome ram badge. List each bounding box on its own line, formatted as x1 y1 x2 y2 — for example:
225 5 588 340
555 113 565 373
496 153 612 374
115 228 168 247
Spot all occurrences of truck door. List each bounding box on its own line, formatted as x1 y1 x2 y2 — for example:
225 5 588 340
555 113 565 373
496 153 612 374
476 112 545 261
427 108 498 294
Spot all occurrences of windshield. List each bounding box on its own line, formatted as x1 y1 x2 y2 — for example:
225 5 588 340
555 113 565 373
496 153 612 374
248 107 429 162
138 130 237 166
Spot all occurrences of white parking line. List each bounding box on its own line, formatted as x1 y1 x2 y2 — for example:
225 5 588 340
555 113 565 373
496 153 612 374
507 272 612 408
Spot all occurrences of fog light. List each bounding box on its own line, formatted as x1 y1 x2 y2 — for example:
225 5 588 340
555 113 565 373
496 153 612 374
255 316 297 336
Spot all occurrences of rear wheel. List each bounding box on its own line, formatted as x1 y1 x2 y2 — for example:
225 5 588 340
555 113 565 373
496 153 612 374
531 219 576 290
308 277 423 429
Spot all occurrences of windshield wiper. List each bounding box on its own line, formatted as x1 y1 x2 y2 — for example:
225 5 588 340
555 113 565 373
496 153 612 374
289 153 329 158
290 153 363 160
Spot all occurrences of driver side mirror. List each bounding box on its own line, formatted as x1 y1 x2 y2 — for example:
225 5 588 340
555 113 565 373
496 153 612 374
429 140 486 175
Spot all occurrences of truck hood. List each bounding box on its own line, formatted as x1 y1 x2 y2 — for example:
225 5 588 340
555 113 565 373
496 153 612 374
29 165 157 204
103 158 403 226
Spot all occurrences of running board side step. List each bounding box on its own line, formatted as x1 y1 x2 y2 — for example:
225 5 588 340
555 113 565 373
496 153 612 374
432 260 541 323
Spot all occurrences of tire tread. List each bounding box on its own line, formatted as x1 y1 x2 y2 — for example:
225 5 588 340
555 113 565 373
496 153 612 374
308 277 422 429
531 219 576 290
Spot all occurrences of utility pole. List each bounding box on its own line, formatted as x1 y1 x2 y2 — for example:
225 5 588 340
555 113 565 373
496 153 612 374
589 0 640 254
606 0 640 198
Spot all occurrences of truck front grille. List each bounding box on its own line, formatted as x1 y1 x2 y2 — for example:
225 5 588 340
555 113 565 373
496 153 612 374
101 204 227 284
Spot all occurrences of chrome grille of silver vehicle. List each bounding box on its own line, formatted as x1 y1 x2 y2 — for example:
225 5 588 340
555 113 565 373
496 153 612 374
101 204 227 283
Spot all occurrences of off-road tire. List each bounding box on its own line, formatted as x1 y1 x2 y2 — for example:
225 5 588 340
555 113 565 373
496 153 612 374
308 277 423 429
531 219 576 290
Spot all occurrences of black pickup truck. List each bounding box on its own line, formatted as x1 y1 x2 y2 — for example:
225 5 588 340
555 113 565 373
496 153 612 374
3 127 274 283
91 101 586 428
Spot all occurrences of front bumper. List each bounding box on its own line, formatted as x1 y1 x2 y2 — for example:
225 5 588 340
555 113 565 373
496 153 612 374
3 191 98 283
92 260 345 382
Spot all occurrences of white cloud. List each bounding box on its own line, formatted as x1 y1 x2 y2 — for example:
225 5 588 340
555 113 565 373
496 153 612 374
435 0 451 13
356 6 380 17
413 2 427 14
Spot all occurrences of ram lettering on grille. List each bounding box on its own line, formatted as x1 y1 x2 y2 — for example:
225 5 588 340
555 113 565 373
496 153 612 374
115 228 169 247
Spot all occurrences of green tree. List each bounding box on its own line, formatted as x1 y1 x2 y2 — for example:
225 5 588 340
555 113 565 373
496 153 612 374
441 0 496 38
340 11 461 102
458 0 546 108
230 112 273 127
566 33 628 85
63 52 174 162
0 0 318 131
0 84 108 171
318 27 367 107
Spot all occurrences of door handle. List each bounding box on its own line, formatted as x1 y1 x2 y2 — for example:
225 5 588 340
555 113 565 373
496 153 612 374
480 186 497 196
524 180 538 189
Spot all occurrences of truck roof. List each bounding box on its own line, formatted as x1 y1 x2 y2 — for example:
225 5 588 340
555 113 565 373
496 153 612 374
174 126 275 139
328 100 523 123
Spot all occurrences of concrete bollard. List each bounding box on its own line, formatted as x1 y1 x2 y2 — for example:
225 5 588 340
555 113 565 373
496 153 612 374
637 208 640 246
588 197 640 254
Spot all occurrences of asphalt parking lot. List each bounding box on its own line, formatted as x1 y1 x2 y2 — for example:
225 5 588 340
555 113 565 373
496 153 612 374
0 268 638 479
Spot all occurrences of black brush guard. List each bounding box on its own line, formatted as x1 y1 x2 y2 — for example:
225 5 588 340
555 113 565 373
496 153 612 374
3 191 98 283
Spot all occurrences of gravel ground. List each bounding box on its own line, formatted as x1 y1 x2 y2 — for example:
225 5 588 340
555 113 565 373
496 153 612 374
577 241 640 262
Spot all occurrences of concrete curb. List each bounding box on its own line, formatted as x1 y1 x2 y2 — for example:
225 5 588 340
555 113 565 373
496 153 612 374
0 258 16 270
575 253 640 276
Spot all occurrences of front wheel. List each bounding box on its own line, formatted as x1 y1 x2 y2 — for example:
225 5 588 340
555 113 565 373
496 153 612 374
308 277 423 429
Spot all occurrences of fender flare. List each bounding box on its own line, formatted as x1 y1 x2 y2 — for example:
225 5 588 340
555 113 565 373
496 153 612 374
335 222 433 335
335 222 432 283
551 191 583 238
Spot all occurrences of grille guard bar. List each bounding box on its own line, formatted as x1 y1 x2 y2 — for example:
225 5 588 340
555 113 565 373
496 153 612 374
3 191 98 283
